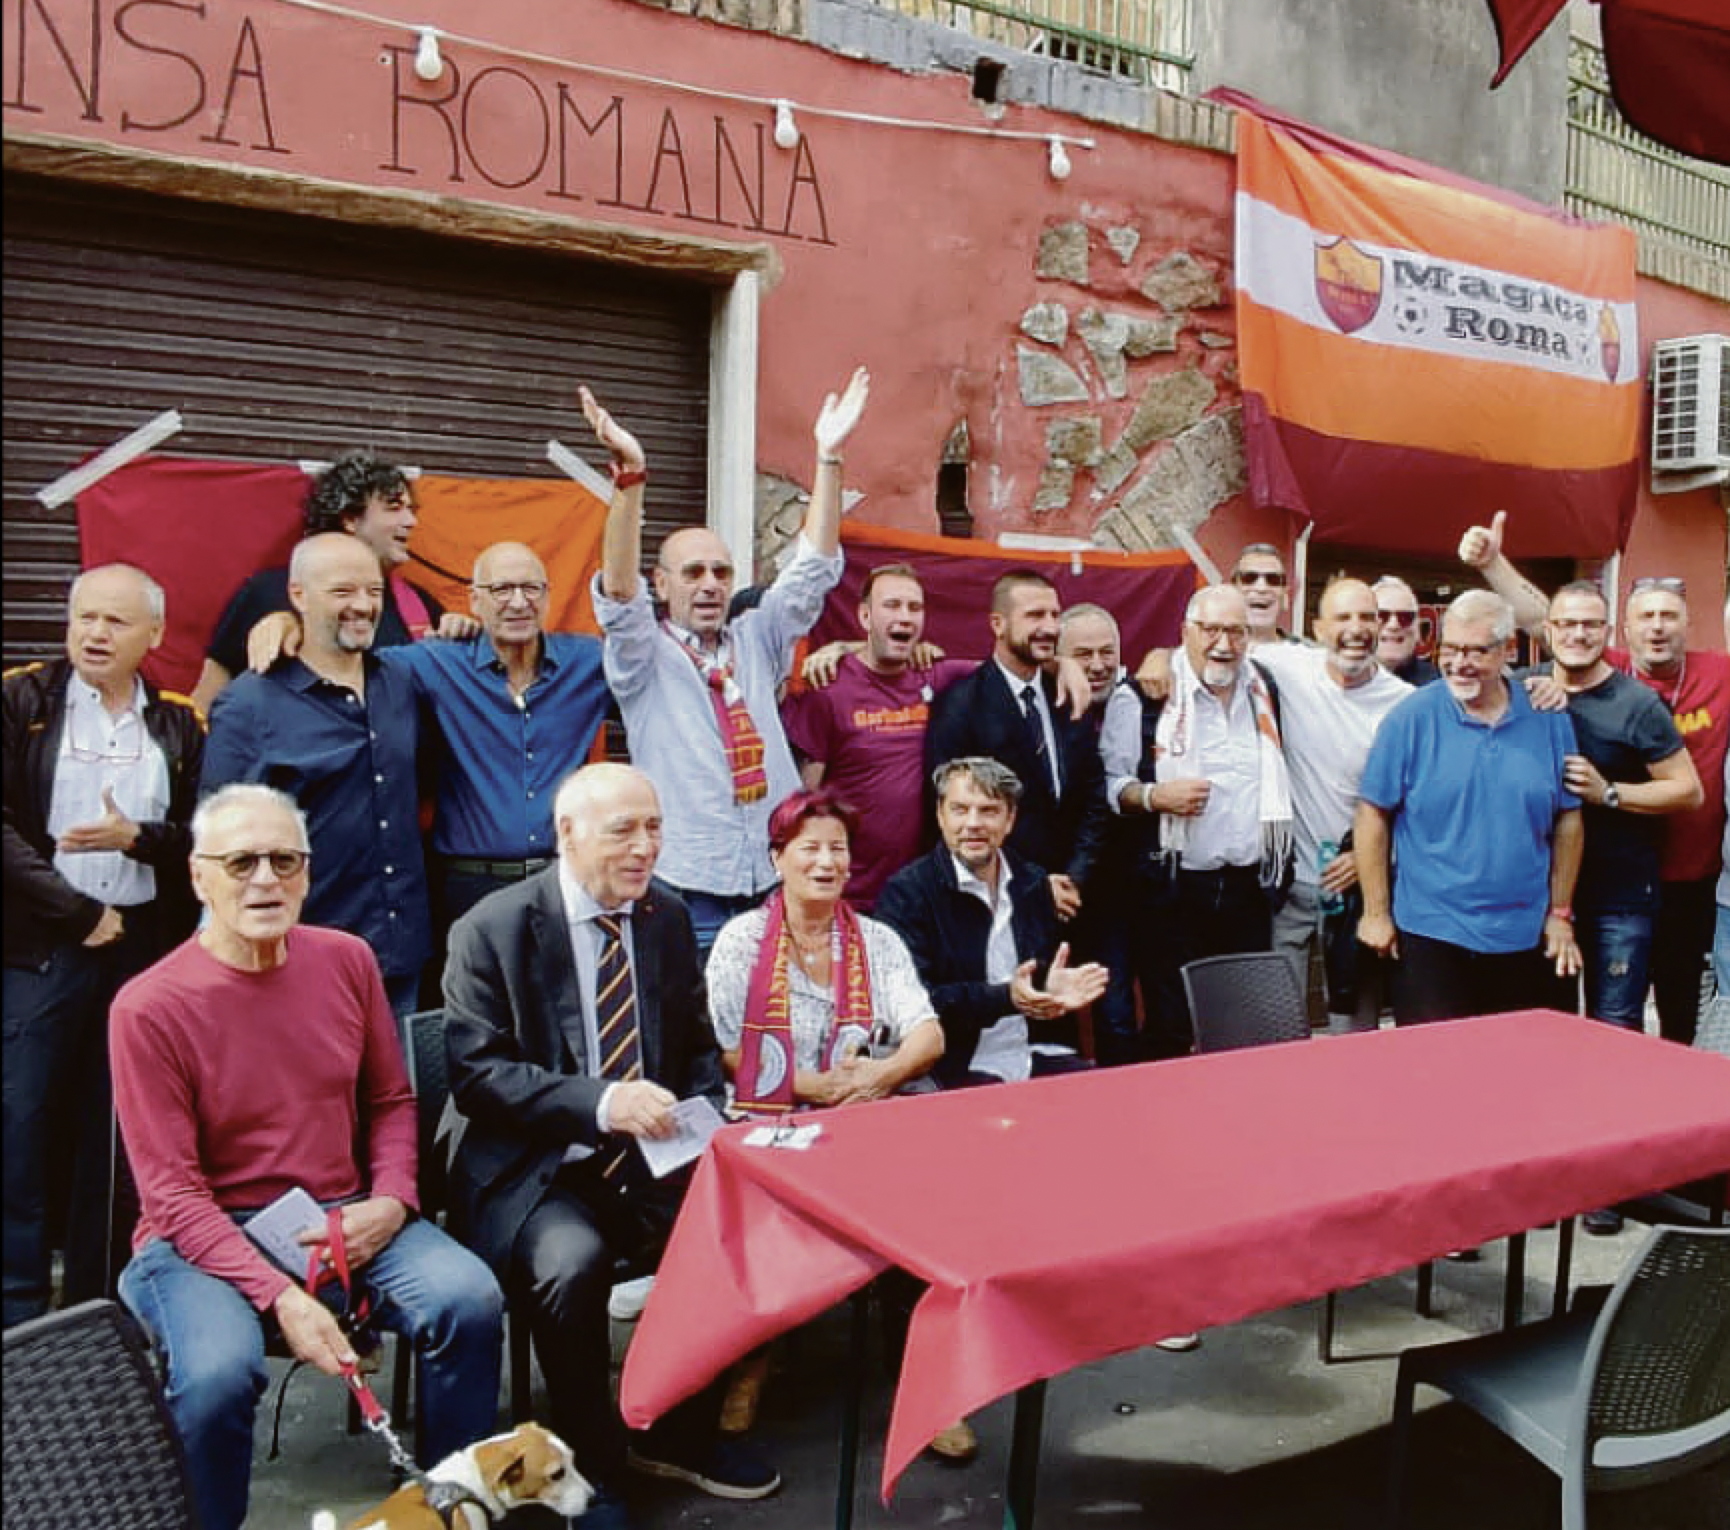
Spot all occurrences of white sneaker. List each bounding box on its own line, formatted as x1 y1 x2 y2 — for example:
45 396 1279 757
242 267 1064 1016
608 1274 656 1322
1155 1331 1201 1352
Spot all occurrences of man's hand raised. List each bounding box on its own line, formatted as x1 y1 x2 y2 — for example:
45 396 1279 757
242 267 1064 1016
1458 510 1507 571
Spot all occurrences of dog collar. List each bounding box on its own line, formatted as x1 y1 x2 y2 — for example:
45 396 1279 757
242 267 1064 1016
423 1480 497 1526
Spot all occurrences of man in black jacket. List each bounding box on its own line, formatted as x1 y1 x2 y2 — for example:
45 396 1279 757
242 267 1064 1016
877 757 1105 1089
923 569 1110 924
2 564 204 1327
443 762 775 1530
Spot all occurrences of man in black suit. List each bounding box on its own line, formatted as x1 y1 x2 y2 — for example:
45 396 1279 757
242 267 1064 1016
444 762 777 1530
877 757 1106 1088
923 570 1109 922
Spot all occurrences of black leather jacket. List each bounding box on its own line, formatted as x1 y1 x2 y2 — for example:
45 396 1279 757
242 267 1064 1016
3 659 204 968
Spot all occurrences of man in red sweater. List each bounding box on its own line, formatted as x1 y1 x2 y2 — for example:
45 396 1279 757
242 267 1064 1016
110 783 502 1530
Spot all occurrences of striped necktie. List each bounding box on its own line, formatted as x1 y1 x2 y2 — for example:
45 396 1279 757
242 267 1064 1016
595 913 643 1179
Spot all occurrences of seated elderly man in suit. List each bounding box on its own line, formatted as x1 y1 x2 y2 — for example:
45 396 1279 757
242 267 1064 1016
444 763 777 1530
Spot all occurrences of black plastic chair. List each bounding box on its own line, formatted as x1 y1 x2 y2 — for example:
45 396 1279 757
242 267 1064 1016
1387 1226 1730 1530
3 1298 200 1529
1180 950 1437 1363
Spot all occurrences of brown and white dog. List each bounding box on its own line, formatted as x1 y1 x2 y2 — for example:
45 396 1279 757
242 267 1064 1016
310 1423 593 1529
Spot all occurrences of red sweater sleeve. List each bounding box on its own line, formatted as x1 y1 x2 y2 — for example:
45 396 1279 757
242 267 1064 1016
111 980 294 1312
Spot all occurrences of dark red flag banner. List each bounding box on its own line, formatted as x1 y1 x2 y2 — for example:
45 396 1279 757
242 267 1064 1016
807 522 1197 677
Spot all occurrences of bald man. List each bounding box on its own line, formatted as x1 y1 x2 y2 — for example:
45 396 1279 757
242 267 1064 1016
201 534 430 1013
445 764 775 1523
584 372 868 955
5 564 204 1325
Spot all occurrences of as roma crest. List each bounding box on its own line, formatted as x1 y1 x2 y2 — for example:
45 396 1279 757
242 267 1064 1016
1314 237 1384 335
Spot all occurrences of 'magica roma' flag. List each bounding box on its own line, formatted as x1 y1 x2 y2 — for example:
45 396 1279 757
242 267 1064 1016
1225 94 1641 559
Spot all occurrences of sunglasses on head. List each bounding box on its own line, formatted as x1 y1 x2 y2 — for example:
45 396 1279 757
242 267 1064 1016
1630 576 1685 596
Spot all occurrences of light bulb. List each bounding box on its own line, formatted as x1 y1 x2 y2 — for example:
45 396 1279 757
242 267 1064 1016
773 100 799 151
1048 137 1072 181
413 27 444 83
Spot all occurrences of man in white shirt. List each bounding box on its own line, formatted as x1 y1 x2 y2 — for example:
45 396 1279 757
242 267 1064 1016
3 565 204 1326
1255 578 1411 1031
582 372 868 956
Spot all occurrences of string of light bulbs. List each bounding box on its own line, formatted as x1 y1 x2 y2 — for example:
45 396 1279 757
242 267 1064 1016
270 0 1095 177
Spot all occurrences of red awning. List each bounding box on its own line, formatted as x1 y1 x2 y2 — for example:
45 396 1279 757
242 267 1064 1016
1486 0 1730 166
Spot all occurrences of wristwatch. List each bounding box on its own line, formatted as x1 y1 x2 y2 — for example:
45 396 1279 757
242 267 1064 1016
1602 783 1621 810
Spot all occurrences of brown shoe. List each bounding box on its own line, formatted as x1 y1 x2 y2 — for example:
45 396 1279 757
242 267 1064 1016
927 1419 979 1464
719 1352 769 1434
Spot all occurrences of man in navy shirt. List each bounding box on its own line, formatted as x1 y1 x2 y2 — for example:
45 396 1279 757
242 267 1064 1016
201 534 429 1014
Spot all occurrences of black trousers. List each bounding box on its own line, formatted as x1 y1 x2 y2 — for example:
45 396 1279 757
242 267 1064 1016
510 1162 720 1488
1390 929 1568 1025
1141 863 1274 1061
1652 875 1715 1046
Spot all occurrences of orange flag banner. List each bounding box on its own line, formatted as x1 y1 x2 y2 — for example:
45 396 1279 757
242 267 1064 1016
1225 96 1641 559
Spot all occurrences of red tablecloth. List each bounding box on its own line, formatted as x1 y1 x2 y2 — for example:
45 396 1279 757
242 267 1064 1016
620 1011 1730 1494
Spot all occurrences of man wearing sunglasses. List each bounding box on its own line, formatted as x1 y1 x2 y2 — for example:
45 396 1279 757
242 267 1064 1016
3 564 205 1329
1230 543 1302 650
1372 576 1441 687
110 784 502 1530
1461 511 1730 1044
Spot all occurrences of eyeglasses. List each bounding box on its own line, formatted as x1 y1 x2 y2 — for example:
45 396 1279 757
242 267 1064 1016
674 561 734 581
194 849 310 881
1190 621 1251 643
1377 609 1418 628
1232 570 1287 589
478 581 548 603
67 737 144 765
1549 617 1607 633
1437 642 1501 663
1630 576 1685 596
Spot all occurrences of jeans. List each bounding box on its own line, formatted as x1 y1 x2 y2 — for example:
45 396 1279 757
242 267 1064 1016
119 1217 503 1530
665 886 764 964
3 917 160 1327
1576 908 1654 1031
1715 899 1730 997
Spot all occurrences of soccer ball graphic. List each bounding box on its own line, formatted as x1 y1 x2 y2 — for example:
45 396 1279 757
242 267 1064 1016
1391 295 1430 337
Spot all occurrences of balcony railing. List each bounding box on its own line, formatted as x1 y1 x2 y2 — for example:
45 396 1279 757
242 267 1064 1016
1564 36 1729 296
881 0 1193 93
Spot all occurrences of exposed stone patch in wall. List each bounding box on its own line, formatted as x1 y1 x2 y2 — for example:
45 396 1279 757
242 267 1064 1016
1093 408 1246 551
1140 251 1224 311
1020 303 1069 346
1105 226 1141 266
1036 222 1091 286
1045 415 1103 468
1017 345 1090 405
754 473 809 577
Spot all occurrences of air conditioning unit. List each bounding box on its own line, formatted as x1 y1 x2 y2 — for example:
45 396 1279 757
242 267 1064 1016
1650 334 1729 493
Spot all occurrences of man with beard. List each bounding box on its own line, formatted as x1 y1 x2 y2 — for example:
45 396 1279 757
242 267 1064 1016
924 571 1108 924
1116 584 1295 1056
584 371 867 957
201 534 428 1014
1373 576 1440 686
1251 578 1411 1032
1537 582 1700 1232
1460 512 1730 1044
1357 590 1582 1024
780 564 970 911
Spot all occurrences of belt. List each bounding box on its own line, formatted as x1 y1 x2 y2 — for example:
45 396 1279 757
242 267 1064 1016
441 856 551 879
1178 863 1262 881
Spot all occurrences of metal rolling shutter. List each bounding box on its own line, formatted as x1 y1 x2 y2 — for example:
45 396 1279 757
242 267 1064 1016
3 172 712 668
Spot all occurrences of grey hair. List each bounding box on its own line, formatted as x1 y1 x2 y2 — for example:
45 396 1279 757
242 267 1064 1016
69 564 165 624
1058 603 1120 644
192 784 310 852
1372 575 1418 604
932 755 1023 807
1445 589 1516 645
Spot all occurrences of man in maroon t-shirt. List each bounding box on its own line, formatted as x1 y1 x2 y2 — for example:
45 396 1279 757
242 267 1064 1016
781 564 970 910
1461 514 1729 1044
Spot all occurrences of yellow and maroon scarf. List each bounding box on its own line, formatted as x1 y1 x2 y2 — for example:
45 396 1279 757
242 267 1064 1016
667 623 768 804
733 891 876 1116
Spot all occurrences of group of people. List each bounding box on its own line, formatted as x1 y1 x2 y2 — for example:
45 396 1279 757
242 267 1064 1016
5 366 1728 1530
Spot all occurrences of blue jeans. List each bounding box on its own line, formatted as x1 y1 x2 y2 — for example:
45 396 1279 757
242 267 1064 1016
119 1218 503 1530
1715 900 1730 997
1577 908 1654 1031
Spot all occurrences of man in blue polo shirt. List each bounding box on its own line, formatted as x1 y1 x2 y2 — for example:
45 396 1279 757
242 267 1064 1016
201 534 429 1015
383 541 611 929
1355 590 1583 1024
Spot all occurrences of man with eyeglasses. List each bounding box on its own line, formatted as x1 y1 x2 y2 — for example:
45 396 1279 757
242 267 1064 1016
201 533 430 1016
1461 511 1730 1044
109 783 502 1530
1356 590 1583 1024
1230 543 1302 650
3 564 205 1328
191 452 445 715
1117 584 1295 1058
1372 576 1440 687
582 371 867 957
